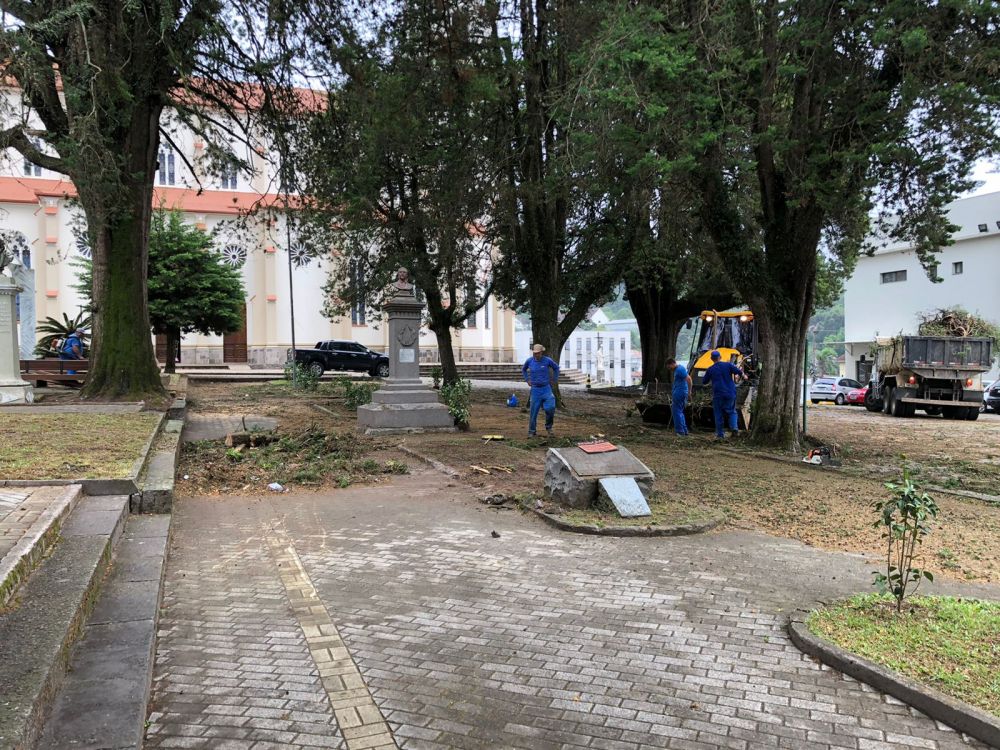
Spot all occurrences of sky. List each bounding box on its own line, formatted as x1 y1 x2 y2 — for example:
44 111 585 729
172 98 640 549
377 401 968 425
965 159 1000 197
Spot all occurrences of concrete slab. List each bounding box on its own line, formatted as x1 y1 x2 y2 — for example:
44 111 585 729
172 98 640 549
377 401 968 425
87 579 160 626
37 511 170 750
0 502 122 750
544 445 654 509
597 476 652 517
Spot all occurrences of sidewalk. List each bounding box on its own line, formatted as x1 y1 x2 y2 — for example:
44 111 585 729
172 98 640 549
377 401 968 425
145 464 997 749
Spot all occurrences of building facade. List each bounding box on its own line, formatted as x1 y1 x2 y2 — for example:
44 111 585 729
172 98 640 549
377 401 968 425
1 95 516 366
843 190 1000 383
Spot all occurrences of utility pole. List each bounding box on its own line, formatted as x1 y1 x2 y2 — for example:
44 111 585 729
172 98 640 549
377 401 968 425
281 152 298 386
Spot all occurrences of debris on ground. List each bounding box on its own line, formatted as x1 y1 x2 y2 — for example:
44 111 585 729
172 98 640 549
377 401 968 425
267 482 286 492
480 493 514 506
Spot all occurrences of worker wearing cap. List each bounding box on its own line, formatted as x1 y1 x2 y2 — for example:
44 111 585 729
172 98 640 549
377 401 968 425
702 350 743 439
522 344 559 438
666 358 692 436
60 328 86 376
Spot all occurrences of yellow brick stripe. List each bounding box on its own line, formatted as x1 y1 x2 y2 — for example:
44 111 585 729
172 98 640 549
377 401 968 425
266 527 398 750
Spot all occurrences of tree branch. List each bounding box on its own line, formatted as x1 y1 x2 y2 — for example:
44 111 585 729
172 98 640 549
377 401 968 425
0 124 66 172
158 127 205 193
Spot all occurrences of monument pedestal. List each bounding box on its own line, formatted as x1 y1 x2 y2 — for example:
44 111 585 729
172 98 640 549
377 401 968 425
357 284 455 435
0 274 33 406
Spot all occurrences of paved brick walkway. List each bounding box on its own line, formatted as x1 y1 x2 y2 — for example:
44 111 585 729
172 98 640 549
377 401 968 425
147 468 998 749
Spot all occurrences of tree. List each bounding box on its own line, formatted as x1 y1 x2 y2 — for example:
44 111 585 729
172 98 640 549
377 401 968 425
296 0 501 385
488 0 632 396
74 210 246 374
0 0 295 399
581 1 1000 448
148 211 246 374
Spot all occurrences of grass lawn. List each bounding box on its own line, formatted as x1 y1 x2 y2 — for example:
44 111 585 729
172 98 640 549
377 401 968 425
0 412 161 479
807 594 1000 716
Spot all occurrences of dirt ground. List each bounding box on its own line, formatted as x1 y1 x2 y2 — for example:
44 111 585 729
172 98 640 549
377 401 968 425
178 381 1000 584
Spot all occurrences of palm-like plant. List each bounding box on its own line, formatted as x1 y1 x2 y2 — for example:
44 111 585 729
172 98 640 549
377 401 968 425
33 312 91 358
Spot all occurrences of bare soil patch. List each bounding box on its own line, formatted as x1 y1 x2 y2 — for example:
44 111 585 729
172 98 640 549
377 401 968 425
177 381 403 496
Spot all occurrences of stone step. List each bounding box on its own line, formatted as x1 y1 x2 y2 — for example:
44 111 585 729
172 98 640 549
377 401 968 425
0 485 81 609
0 494 129 750
37 513 170 750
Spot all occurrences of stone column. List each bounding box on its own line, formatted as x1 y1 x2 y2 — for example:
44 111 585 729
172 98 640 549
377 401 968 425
0 273 34 405
356 271 455 435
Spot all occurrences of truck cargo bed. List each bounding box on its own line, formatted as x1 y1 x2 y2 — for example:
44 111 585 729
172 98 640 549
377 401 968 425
877 335 992 374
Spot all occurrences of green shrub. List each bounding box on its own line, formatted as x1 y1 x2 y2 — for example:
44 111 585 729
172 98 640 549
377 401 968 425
872 465 939 612
338 377 378 409
283 360 319 391
440 378 472 430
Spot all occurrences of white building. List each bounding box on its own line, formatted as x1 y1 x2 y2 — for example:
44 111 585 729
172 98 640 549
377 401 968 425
843 191 1000 383
514 325 637 387
1 89 516 366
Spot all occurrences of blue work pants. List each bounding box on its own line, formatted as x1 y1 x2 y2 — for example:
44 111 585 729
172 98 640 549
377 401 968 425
712 394 738 437
528 385 556 434
671 390 689 435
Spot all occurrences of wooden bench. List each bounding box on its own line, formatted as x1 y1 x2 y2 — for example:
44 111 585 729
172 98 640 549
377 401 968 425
19 359 90 387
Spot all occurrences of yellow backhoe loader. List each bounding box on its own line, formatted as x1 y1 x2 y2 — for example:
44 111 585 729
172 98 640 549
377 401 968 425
637 309 760 430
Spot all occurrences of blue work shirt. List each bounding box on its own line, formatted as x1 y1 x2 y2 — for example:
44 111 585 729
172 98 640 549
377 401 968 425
702 361 742 399
672 364 689 395
61 334 83 360
522 355 559 388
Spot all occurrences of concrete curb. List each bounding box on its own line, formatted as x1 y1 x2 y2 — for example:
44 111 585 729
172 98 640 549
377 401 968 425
397 444 461 478
525 503 723 537
787 618 1000 748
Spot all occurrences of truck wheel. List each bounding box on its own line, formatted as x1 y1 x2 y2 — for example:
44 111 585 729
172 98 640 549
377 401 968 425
942 406 960 419
864 389 881 412
835 394 845 405
966 408 979 421
307 361 324 377
882 387 892 414
924 406 942 416
811 399 820 405
890 388 906 417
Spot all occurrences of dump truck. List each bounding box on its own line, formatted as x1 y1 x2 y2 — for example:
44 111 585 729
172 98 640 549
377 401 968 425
636 309 760 428
863 335 992 420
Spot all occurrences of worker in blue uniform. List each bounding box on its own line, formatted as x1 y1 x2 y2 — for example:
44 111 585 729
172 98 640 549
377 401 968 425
521 343 560 438
702 350 744 438
666 357 692 436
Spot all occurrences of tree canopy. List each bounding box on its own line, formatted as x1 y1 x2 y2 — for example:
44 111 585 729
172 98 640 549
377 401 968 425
0 0 297 398
295 0 503 384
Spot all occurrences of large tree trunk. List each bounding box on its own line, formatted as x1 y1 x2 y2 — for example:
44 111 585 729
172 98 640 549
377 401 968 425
529 296 567 404
422 287 460 387
163 327 180 375
78 101 164 401
431 322 459 387
745 243 817 450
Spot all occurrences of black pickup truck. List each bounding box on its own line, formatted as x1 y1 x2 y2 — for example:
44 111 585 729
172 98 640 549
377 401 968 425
292 340 390 378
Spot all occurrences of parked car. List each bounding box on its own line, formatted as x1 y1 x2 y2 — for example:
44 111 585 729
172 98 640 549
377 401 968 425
810 377 864 405
982 380 999 413
292 340 390 378
846 385 868 406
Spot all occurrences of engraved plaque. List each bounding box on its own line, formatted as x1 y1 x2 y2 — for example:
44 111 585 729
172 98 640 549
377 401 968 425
398 347 415 363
